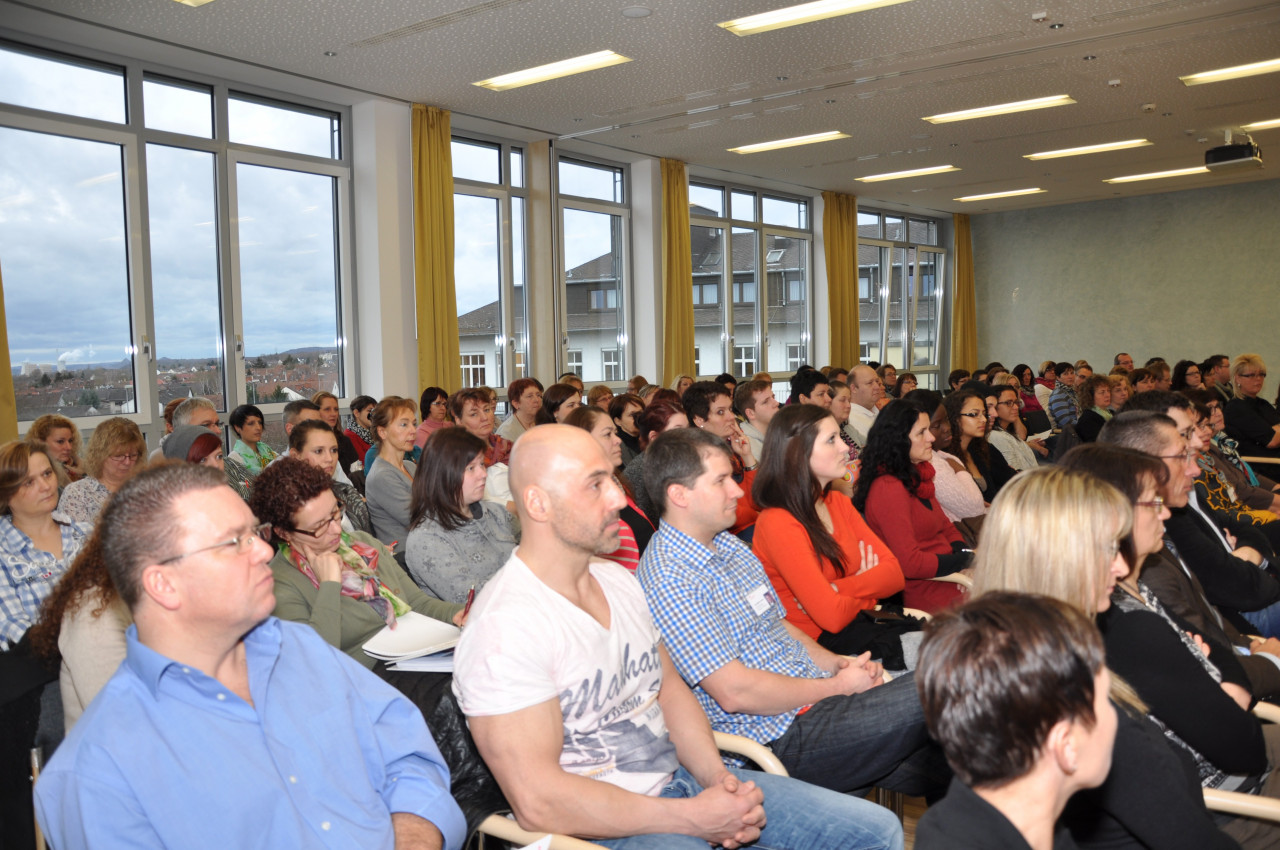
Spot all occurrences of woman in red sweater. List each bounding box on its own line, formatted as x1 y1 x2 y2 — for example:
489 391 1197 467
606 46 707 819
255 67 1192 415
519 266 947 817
752 405 905 652
852 399 972 613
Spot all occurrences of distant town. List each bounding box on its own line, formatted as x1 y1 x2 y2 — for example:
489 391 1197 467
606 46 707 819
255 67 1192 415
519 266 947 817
12 347 340 422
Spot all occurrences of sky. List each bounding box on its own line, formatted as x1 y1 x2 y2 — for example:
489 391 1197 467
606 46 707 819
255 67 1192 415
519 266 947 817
0 47 342 370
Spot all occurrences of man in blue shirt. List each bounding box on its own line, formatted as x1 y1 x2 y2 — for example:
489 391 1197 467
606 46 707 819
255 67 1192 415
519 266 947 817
35 463 466 850
637 428 949 799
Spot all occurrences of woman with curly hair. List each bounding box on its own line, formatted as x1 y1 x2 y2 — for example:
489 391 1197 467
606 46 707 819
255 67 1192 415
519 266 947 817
27 414 84 487
853 400 972 613
28 525 130 731
1074 374 1115 444
250 457 461 668
57 417 148 523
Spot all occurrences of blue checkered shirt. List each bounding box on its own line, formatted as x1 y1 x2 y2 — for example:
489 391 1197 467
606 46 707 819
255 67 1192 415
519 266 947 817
1 512 92 649
637 521 828 746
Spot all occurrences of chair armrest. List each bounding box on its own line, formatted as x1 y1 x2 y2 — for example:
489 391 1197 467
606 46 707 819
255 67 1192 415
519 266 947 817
1241 456 1277 467
1204 788 1280 822
930 573 973 589
713 731 789 776
1253 701 1280 724
477 814 606 849
901 606 933 621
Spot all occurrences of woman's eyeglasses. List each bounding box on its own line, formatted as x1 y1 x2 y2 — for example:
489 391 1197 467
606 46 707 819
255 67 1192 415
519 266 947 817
287 506 344 538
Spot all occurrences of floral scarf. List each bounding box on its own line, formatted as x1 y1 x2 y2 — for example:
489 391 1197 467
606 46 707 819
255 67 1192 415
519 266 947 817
1091 406 1114 422
347 416 375 448
283 533 410 627
1213 432 1260 487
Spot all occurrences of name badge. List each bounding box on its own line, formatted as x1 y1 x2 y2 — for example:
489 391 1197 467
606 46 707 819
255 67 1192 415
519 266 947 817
746 584 775 616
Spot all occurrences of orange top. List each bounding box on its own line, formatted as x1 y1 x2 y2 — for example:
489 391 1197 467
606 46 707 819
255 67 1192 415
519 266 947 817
753 492 905 639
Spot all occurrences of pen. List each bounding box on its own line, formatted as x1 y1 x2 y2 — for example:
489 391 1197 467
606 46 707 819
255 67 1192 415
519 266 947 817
462 584 476 621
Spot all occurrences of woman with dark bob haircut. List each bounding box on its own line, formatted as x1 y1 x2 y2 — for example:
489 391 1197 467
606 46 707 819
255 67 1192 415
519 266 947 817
853 400 972 613
404 429 519 604
250 457 461 669
228 404 275 475
414 386 452 450
752 405 905 655
535 382 582 426
621 400 690 523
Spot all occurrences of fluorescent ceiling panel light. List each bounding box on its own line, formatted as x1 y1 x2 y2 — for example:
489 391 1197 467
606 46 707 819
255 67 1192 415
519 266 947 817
954 188 1046 202
923 95 1075 124
1024 139 1151 160
474 50 631 91
1103 166 1209 184
1179 57 1280 86
717 0 913 36
1242 117 1280 132
856 165 959 182
728 130 849 154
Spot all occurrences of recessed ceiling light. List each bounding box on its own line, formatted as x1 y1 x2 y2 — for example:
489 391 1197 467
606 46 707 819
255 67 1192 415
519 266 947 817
1083 55 1096 61
954 188 1046 202
717 0 914 36
474 50 632 91
923 94 1075 124
728 130 849 154
621 5 652 18
323 51 338 57
1103 166 1209 183
173 0 217 6
1180 57 1280 86
1024 139 1151 160
1049 22 1064 29
1243 117 1280 131
857 164 959 182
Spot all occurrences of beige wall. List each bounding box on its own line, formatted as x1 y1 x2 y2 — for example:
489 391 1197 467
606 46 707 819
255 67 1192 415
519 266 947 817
970 176 1280 383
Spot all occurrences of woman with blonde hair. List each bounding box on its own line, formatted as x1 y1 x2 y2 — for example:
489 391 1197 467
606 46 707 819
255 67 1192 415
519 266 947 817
363 396 418 551
56 418 148 523
669 374 694 396
1108 372 1133 413
311 390 360 479
974 461 1258 849
28 414 84 486
1225 354 1280 475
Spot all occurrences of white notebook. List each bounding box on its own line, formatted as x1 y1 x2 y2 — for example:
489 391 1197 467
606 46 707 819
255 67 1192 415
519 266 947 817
363 611 461 662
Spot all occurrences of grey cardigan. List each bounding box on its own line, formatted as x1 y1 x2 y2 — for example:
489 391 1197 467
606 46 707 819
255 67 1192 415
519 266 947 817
405 502 520 604
365 457 415 552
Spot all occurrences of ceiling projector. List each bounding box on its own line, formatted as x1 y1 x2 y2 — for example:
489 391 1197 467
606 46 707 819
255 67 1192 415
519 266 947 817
1206 132 1263 171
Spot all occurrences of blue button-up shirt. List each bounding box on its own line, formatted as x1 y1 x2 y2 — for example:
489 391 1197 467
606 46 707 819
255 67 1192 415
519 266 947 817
36 617 466 850
637 521 827 746
0 511 91 648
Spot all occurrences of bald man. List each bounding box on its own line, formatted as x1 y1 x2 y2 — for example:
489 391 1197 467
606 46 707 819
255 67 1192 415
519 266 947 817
452 427 901 850
846 365 881 447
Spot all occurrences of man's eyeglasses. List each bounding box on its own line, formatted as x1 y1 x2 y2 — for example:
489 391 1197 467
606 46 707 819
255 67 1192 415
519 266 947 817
286 506 344 538
158 522 272 565
1158 448 1197 463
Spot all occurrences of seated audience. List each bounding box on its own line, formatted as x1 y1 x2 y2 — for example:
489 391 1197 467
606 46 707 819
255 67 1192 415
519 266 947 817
972 463 1245 849
1150 360 1173 392
1205 354 1236 404
289 419 372 535
646 387 681 407
735 379 780 461
1186 398 1280 533
1075 373 1114 443
905 390 986 522
1108 372 1132 412
945 389 1014 501
1011 364 1044 413
948 368 972 394
147 398 185 463
638 427 948 799
564 406 656 570
1195 388 1280 512
455 425 903 850
790 368 833 409
609 392 644 466
227 403 275 474
1172 359 1204 392
162 424 250 501
251 458 461 668
57 418 147 523
364 396 419 551
892 371 918 398
752 405 906 659
1113 352 1135 373
876 363 899 399
827 379 861 461
985 384 1044 470
560 372 585 394
854 400 971 612
36 463 466 849
670 373 694 395
845 365 881 445
626 373 647 394
682 381 760 537
622 400 689 522
1047 361 1080 428
412 386 452 450
1225 354 1280 475
405 429 519 604
495 379 539 443
535 382 582 425
715 372 738 395
1129 367 1157 393
1034 361 1057 411
916 593 1118 850
312 391 359 478
586 383 614 412
450 387 512 468
752 370 774 384
28 414 84 486
344 394 377 461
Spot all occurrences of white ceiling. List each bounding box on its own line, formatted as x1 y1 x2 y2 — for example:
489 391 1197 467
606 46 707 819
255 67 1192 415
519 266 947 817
6 0 1279 214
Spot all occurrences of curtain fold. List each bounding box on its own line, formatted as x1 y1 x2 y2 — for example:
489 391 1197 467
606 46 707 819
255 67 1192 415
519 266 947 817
0 260 16 442
951 212 978 372
822 191 860 369
660 159 694 385
411 104 460 395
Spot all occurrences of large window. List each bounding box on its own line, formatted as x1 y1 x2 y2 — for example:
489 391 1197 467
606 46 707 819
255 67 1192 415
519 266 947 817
689 181 811 379
453 136 528 391
559 156 629 384
0 41 351 439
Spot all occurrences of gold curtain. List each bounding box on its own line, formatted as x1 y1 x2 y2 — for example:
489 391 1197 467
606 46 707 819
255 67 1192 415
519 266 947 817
951 212 978 372
822 191 860 369
411 104 460 394
660 159 694 384
0 260 16 442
